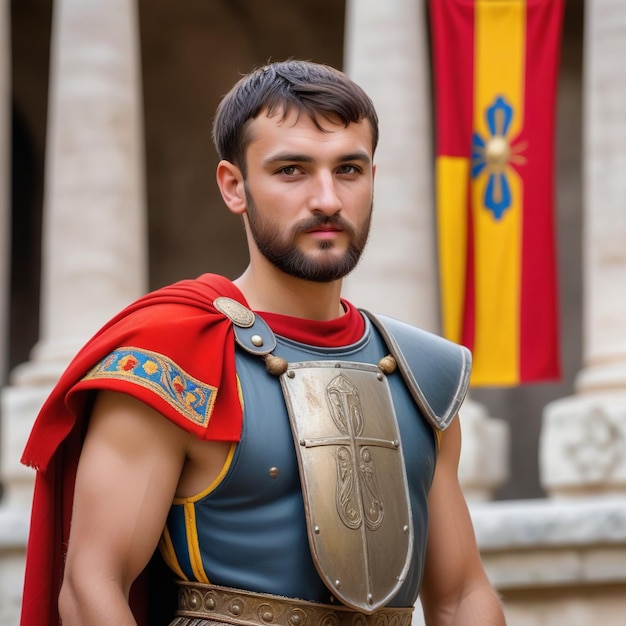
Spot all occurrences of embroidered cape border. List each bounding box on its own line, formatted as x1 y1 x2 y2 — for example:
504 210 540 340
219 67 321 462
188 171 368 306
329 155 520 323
83 347 217 427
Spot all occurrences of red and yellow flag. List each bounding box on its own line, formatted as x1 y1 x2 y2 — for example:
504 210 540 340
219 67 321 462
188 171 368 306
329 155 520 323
430 0 564 386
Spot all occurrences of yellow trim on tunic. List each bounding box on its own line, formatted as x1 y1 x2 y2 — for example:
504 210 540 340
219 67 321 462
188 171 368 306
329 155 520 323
173 443 237 505
158 527 188 581
184 503 209 583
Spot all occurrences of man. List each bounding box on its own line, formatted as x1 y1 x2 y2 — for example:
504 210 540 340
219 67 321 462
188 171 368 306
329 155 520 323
20 60 506 626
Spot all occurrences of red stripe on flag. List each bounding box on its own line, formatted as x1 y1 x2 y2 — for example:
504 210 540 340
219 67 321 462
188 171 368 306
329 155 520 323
430 0 474 156
431 0 477 354
517 0 564 382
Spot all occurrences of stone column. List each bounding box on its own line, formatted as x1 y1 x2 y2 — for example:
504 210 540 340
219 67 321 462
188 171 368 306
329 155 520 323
343 0 436 329
4 0 147 503
14 0 147 387
343 0 508 507
541 0 626 496
0 1 146 621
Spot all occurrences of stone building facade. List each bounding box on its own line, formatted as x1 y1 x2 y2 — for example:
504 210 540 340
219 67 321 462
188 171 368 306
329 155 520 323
1 1 625 625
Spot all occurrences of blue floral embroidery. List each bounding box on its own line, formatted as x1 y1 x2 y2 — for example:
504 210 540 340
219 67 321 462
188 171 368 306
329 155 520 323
471 95 526 220
84 347 216 427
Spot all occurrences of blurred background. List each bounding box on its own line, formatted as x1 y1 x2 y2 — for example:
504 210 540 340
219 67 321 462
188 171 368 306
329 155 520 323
2 1 626 625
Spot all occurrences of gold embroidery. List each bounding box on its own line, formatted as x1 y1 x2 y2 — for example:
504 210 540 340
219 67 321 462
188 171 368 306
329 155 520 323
84 347 217 427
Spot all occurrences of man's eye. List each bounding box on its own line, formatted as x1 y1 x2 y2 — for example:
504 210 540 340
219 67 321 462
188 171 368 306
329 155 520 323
279 166 299 176
338 165 360 175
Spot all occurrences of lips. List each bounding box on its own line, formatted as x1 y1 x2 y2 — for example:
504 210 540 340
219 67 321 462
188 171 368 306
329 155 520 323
301 216 344 232
304 221 343 238
308 225 341 233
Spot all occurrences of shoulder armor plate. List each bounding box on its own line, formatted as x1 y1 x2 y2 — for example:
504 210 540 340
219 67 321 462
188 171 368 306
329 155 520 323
361 311 472 431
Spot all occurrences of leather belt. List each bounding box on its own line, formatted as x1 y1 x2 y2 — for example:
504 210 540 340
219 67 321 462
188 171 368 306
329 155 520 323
170 581 414 626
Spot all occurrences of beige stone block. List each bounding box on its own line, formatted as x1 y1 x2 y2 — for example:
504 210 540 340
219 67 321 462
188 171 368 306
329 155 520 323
458 398 509 501
0 555 25 626
502 588 626 626
540 392 626 496
0 386 51 508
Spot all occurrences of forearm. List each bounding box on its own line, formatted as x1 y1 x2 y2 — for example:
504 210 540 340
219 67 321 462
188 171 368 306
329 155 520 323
423 582 506 626
59 578 137 626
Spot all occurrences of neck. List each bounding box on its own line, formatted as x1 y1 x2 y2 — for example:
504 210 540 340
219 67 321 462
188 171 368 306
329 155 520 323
234 265 345 321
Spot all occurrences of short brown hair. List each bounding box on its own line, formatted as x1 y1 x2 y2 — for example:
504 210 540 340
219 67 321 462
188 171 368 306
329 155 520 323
212 60 379 175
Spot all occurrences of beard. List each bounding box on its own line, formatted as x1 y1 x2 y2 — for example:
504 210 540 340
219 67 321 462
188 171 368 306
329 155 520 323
244 186 372 283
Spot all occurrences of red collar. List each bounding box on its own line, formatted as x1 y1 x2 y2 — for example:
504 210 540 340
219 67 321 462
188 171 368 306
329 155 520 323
256 299 365 347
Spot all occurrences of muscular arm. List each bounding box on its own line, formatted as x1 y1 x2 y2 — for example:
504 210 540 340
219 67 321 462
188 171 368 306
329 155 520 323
419 417 506 626
58 391 192 625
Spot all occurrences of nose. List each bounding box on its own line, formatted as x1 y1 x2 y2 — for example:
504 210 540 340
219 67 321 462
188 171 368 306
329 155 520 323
310 172 342 215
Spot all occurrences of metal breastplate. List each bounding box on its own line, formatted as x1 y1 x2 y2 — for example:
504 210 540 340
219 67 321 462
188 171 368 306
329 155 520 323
163 299 462 611
280 359 413 613
215 298 439 613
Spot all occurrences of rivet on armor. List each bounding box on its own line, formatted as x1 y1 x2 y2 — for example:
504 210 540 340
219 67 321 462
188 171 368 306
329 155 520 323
251 334 264 347
229 600 243 616
335 363 341 368
394 440 399 448
265 354 288 376
403 525 409 534
258 603 274 622
287 370 295 378
335 579 341 588
269 466 279 478
204 594 217 610
378 354 397 374
299 439 306 446
377 373 383 381
314 525 321 534
288 609 305 625
367 593 373 604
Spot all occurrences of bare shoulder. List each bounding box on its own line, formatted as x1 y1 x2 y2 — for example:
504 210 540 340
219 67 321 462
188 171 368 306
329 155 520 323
74 390 194 524
85 389 194 455
85 390 235 499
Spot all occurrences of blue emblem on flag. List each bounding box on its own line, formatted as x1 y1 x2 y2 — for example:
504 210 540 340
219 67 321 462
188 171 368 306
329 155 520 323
472 96 526 220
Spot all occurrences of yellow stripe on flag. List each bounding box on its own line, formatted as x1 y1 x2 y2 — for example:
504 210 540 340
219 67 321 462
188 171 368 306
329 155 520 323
472 171 522 385
436 156 469 344
472 0 525 385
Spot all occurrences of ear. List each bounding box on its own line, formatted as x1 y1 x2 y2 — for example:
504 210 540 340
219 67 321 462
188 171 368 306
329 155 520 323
216 160 247 215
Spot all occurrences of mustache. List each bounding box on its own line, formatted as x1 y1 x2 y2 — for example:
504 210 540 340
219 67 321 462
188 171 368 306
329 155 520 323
295 214 355 235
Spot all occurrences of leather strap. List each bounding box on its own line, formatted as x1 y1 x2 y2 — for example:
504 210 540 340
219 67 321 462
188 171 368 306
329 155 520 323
171 581 414 625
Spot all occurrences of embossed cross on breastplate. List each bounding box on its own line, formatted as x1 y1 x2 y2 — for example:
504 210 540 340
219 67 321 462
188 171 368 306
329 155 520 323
279 360 413 614
300 373 398 532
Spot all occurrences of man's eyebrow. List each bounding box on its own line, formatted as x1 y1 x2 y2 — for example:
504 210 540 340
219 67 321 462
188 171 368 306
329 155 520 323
263 151 372 165
339 151 372 165
264 153 314 165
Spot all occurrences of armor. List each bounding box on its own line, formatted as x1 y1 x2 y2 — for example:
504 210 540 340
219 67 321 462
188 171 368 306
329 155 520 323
163 299 470 621
280 359 413 612
170 581 413 626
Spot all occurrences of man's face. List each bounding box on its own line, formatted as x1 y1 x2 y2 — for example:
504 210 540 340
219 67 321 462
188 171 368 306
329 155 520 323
241 109 375 283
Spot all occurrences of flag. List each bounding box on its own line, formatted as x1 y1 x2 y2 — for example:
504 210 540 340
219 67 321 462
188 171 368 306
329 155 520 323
430 0 564 386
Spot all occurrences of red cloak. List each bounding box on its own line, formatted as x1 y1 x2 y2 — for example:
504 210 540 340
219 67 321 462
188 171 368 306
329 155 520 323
19 273 365 626
19 273 246 626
